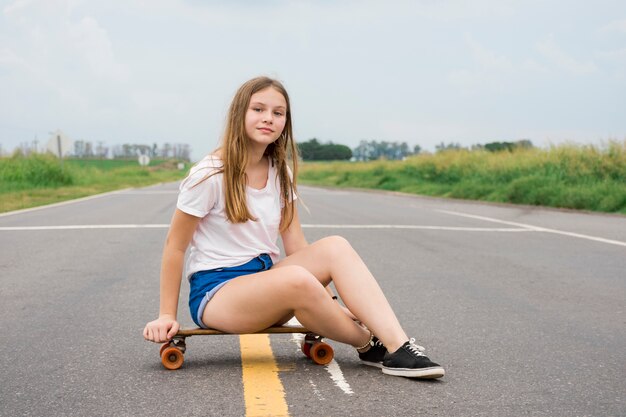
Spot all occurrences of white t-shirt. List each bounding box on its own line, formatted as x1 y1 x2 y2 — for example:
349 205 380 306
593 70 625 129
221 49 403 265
176 155 295 279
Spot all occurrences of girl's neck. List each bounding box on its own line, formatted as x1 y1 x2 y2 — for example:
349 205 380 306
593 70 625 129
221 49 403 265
246 145 268 169
245 150 270 190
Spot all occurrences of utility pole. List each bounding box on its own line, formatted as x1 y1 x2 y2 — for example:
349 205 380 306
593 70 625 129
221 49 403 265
57 133 64 167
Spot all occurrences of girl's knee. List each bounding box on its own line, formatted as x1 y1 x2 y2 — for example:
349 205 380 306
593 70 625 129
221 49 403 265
280 266 326 298
319 235 353 256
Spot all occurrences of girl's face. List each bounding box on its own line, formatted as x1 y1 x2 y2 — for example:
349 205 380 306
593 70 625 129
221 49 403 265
245 87 287 149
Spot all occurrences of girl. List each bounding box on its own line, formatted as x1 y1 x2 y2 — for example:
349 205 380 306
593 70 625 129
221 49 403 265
143 76 445 379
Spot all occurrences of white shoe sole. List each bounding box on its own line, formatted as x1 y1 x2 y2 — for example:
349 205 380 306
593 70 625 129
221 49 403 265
382 366 445 379
360 360 384 369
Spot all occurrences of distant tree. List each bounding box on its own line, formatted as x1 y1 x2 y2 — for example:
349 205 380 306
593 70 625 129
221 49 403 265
435 142 463 153
84 141 94 157
516 139 534 149
320 143 351 160
172 143 191 161
133 144 150 156
353 140 374 161
353 140 417 160
484 142 514 152
74 140 85 158
95 142 108 158
17 143 32 156
298 138 351 161
483 139 534 153
72 140 94 158
161 143 172 158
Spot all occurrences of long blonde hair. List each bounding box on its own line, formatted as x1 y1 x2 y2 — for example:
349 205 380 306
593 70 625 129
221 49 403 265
202 76 299 231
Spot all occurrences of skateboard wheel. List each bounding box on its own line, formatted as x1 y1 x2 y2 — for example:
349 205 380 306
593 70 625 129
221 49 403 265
301 340 312 358
310 342 334 365
161 346 184 370
159 342 171 357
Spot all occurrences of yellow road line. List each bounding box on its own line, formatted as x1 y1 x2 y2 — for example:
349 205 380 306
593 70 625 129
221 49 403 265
240 334 290 417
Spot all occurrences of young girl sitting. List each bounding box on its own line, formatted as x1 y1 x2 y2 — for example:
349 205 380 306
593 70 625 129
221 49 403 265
143 76 445 379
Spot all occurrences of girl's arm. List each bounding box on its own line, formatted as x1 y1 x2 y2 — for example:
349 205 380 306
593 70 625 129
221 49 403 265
143 209 201 343
280 206 308 256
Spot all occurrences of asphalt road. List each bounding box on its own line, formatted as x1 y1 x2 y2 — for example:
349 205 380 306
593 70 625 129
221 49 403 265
0 183 624 417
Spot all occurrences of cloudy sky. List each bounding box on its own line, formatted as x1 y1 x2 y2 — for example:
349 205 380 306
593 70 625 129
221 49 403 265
1 0 625 160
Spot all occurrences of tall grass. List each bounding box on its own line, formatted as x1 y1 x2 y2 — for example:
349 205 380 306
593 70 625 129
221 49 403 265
299 140 626 214
0 153 74 191
0 154 187 212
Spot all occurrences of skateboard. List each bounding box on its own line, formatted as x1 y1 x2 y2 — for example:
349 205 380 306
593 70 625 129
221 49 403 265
159 324 334 370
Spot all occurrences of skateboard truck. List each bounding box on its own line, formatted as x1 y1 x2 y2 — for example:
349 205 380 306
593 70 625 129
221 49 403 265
159 326 334 370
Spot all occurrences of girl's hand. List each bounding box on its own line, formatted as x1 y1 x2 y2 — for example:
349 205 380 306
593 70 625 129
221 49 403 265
143 315 180 343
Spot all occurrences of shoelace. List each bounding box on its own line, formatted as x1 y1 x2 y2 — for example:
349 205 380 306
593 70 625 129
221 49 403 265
406 338 426 357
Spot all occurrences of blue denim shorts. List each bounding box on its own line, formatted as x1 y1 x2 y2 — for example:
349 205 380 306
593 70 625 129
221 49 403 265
188 254 273 328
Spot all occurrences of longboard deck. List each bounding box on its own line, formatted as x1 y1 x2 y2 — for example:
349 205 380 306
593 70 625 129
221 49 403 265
161 324 333 369
176 324 309 337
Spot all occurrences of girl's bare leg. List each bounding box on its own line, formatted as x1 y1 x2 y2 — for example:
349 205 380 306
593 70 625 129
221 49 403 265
274 236 408 352
201 265 371 348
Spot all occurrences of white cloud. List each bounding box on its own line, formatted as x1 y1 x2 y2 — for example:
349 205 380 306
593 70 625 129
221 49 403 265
409 0 517 21
3 0 36 16
68 16 129 81
595 48 626 80
446 35 516 94
380 118 476 145
596 48 626 60
536 35 598 75
447 68 483 94
517 129 618 148
600 18 626 33
464 33 514 71
0 46 24 67
1 0 624 157
3 0 129 82
521 58 549 73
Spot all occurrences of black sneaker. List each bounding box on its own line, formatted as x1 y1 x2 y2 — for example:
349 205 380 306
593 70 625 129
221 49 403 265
382 338 445 379
358 336 387 368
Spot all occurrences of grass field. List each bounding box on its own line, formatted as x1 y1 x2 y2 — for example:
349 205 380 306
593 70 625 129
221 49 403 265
298 140 626 214
3 141 625 215
0 154 187 213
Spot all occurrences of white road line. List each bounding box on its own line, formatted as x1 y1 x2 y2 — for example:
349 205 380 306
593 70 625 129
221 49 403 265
0 188 133 218
301 224 531 232
299 186 350 195
324 360 354 395
0 224 170 231
0 224 533 232
0 187 178 219
308 379 325 401
438 210 626 248
288 319 354 396
118 191 179 194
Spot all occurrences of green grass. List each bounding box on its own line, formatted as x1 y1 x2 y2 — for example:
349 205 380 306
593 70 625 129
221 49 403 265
4 141 626 215
0 154 188 213
298 140 626 214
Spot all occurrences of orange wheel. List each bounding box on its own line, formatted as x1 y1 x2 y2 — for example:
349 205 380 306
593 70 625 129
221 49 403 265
161 346 184 370
310 342 334 365
301 341 312 358
159 342 171 357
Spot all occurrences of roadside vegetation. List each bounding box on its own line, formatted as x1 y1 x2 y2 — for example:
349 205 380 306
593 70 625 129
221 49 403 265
0 154 187 213
299 140 626 214
3 141 625 215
